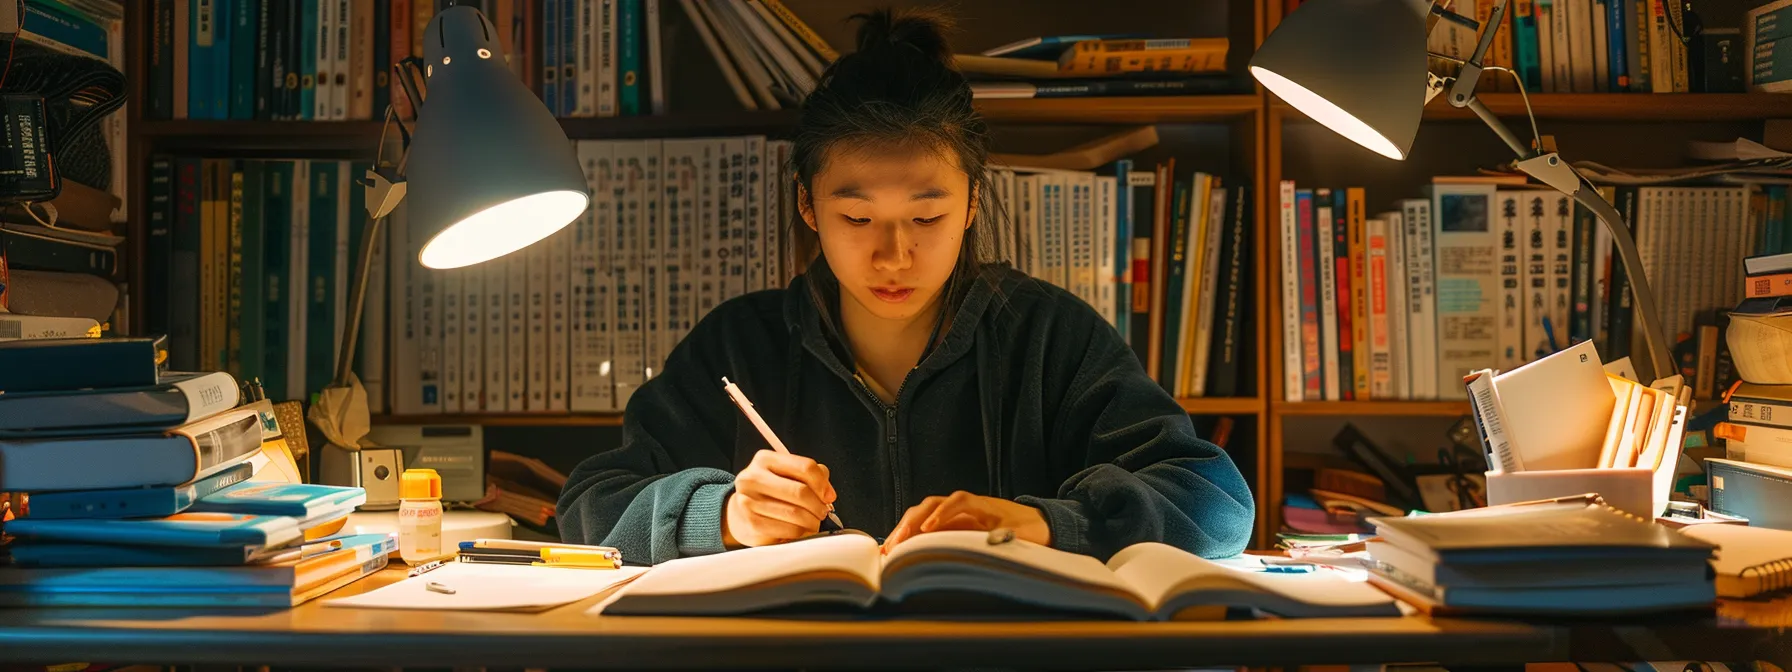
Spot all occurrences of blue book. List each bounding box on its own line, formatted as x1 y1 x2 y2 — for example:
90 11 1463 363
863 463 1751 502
1113 159 1133 344
191 482 366 517
0 535 393 586
561 0 577 117
299 0 319 120
2 507 353 549
3 532 388 567
979 34 1145 60
542 0 558 115
1514 0 1542 92
189 0 218 119
21 1 108 59
1157 179 1191 393
210 0 233 119
619 0 640 115
305 161 339 398
24 463 255 520
230 0 257 119
261 161 295 398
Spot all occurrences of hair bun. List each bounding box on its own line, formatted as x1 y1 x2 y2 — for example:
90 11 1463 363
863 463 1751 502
850 8 954 68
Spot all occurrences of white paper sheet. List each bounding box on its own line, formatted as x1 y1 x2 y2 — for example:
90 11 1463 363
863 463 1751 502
323 561 648 611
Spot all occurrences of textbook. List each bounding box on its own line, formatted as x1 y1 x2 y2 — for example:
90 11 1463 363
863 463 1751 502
1680 524 1792 598
0 336 166 392
0 408 263 491
0 370 241 436
1 506 357 550
601 531 1398 619
189 482 367 517
0 541 392 608
2 531 374 568
22 462 255 519
0 534 395 592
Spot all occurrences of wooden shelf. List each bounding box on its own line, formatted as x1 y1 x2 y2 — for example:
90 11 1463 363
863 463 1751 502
1177 397 1266 415
1271 401 1474 417
976 95 1262 124
1274 93 1792 122
372 413 624 427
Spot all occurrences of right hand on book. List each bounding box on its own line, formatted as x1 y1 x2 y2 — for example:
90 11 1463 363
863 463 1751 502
721 450 839 548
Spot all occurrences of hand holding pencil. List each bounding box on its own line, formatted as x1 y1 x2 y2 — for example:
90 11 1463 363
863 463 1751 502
720 377 844 548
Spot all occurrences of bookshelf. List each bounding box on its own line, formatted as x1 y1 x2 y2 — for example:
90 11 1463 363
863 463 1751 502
116 0 1791 549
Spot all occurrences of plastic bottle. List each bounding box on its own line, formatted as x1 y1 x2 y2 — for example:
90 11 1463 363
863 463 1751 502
397 468 443 565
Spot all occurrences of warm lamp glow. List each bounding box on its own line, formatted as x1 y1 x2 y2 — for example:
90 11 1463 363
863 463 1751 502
417 190 589 269
1251 66 1407 160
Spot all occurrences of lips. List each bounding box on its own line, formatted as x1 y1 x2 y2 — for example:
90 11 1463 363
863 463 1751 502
870 287 915 303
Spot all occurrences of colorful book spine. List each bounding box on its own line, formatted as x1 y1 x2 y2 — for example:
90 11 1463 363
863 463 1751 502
300 0 318 120
1316 189 1340 401
1298 189 1323 401
1347 188 1369 400
619 0 641 115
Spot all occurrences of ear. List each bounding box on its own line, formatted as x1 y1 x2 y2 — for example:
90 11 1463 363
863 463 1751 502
965 182 979 230
797 183 818 232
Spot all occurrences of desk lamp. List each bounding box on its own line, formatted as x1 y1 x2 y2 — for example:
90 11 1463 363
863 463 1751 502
1249 0 1674 382
310 5 589 477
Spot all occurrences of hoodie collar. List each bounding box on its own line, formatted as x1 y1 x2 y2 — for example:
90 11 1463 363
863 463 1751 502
784 258 1002 389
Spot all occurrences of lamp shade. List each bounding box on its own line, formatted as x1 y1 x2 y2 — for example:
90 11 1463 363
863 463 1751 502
407 6 589 269
1248 0 1432 160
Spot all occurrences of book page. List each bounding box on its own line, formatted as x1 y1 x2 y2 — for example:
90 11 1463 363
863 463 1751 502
616 533 881 599
1107 543 1397 618
881 531 1132 595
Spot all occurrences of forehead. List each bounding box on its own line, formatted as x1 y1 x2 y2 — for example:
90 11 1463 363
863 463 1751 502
812 142 967 191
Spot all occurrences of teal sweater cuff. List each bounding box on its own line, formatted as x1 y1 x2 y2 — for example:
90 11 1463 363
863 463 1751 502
1016 496 1093 557
676 483 734 557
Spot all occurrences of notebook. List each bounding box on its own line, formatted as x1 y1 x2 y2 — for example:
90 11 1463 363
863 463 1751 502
1369 499 1717 563
598 531 1399 619
1680 525 1792 598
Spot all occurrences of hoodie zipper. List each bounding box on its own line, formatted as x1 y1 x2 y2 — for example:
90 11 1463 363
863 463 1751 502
854 372 907 528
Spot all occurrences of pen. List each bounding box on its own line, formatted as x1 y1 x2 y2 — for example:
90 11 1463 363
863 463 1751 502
407 558 448 577
722 376 844 531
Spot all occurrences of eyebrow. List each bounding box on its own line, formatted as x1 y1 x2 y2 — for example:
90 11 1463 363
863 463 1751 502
825 186 953 201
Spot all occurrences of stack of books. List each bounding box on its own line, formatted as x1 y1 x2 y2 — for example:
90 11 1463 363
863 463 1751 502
960 35 1236 100
1365 496 1718 616
0 337 389 607
1704 252 1792 529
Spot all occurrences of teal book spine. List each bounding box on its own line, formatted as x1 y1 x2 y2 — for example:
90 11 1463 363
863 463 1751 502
619 0 640 115
20 0 108 58
210 0 232 119
190 0 216 119
239 161 267 388
1157 179 1190 394
1514 0 1542 91
299 0 318 121
230 0 257 119
1113 159 1132 344
261 161 294 399
306 161 339 399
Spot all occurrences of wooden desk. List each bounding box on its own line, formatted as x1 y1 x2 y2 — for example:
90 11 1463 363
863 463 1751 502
0 569 1784 670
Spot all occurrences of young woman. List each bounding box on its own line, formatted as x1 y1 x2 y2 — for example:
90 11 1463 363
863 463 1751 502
557 9 1253 564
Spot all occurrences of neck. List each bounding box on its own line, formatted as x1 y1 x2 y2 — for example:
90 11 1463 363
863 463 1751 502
838 289 945 387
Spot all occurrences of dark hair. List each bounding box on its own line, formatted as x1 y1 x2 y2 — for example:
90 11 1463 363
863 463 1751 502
787 8 1008 317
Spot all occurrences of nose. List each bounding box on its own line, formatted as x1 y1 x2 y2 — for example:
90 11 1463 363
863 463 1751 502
871 220 913 272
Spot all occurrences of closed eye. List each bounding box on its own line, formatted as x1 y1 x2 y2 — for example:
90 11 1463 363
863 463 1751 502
842 215 871 225
914 215 946 225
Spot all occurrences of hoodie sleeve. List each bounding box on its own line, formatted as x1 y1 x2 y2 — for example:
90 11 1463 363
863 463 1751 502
1014 302 1256 562
555 308 750 565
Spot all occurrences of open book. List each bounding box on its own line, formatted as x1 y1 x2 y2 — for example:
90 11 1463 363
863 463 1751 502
599 531 1398 619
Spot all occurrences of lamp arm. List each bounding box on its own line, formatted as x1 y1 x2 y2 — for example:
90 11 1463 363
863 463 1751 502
1445 0 1508 110
1569 180 1675 383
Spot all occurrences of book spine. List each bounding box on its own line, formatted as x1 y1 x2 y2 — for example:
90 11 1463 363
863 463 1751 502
147 157 176 341
543 0 558 114
332 0 351 119
212 0 233 118
390 0 412 122
440 268 463 413
239 161 266 387
210 160 230 371
333 164 351 380
1607 0 1628 89
549 226 571 412
1729 398 1792 429
300 0 318 120
287 160 310 402
1608 187 1636 359
1316 191 1340 401
1629 0 1651 91
526 231 550 411
1188 181 1224 396
641 140 666 380
741 137 765 294
1096 175 1118 328
619 0 641 115
1113 161 1133 340
313 0 332 119
612 141 645 406
598 0 618 117
1514 0 1542 90
1158 179 1190 393
1208 186 1248 398
1466 370 1521 472
150 0 174 119
372 0 390 118
1059 40 1226 74
1331 191 1354 400
1536 0 1556 91
585 140 616 411
1496 191 1525 371
1571 199 1597 344
1407 199 1439 400
1386 209 1410 398
645 0 664 115
506 244 528 411
1548 193 1574 354
1432 186 1499 400
724 138 747 303
1347 188 1369 400
458 252 481 412
1587 0 1608 91
228 0 255 119
350 0 374 120
189 0 214 118
483 241 507 411
664 141 698 355
561 0 577 116
575 0 595 116
1076 174 1100 311
306 160 337 398
765 141 788 292
1649 0 1672 92
1554 0 1577 90
1298 190 1322 401
1368 215 1392 399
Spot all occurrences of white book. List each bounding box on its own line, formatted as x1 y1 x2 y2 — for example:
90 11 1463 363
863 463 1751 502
1592 0 1610 92
1495 190 1527 371
329 0 349 120
646 0 665 115
574 0 596 116
742 137 766 294
332 164 351 366
1069 172 1097 307
0 315 99 341
1019 175 1041 277
1096 175 1118 328
417 218 443 415
1383 210 1410 400
1043 173 1068 288
506 249 529 412
1546 192 1573 356
288 161 311 403
676 0 756 110
461 265 484 411
722 138 748 301
1366 216 1392 399
440 269 464 413
483 250 507 412
695 139 723 320
640 140 666 379
998 169 1018 270
663 140 702 360
1550 0 1573 91
747 0 824 77
715 0 802 99
1316 192 1340 401
572 141 614 412
596 0 618 117
690 0 779 109
1429 183 1500 400
314 0 332 121
362 174 389 414
550 226 574 411
613 141 647 407
526 238 550 411
1191 184 1227 397
1568 0 1595 92
765 141 789 290
727 0 814 94
1279 181 1304 402
1403 198 1438 400
1591 193 1611 349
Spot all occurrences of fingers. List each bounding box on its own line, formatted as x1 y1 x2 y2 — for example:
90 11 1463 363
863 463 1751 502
738 451 832 521
920 491 997 533
757 451 837 503
725 492 818 548
883 495 947 552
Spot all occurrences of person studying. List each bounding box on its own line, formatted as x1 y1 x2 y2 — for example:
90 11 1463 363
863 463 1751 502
556 8 1254 565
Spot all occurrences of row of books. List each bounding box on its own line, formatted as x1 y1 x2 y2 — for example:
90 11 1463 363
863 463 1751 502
0 337 386 608
1423 0 1729 94
1275 179 1760 402
11 1 129 220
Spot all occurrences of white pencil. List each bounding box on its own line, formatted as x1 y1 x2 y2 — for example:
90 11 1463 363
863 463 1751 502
722 377 844 529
